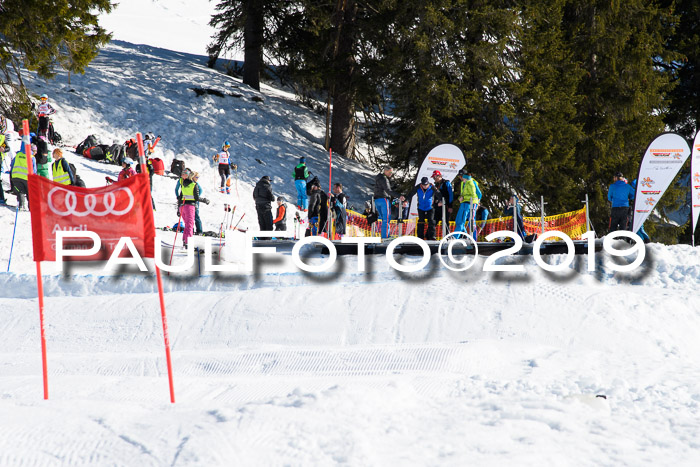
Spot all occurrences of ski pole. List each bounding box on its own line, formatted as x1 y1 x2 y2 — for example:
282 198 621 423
167 209 183 276
228 206 241 230
232 212 246 231
6 204 19 272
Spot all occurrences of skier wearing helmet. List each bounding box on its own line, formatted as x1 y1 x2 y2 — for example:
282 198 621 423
36 94 56 141
213 140 236 194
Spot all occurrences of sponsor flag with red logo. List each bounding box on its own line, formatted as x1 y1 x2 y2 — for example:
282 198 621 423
27 173 155 261
691 130 700 244
631 132 690 234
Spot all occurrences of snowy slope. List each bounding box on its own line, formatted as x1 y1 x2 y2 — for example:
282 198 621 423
1 36 700 466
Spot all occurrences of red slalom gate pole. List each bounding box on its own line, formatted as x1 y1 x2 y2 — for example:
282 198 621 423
23 119 49 400
328 147 333 193
137 132 175 403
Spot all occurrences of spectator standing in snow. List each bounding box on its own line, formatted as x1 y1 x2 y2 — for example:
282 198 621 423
330 183 348 236
273 196 287 231
177 168 201 248
503 195 526 240
10 142 37 210
51 149 75 185
431 170 453 226
607 172 635 232
293 157 310 211
253 175 274 231
373 166 404 239
408 176 443 240
307 178 328 236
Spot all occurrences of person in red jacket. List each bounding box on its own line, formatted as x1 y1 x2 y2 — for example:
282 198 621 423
273 196 287 231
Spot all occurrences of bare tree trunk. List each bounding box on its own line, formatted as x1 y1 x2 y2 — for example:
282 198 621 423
243 0 264 91
329 0 358 158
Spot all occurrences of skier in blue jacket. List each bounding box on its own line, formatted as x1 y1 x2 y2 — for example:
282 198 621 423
408 176 443 240
607 172 635 232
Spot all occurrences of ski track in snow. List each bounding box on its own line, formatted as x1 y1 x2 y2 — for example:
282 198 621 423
0 38 699 465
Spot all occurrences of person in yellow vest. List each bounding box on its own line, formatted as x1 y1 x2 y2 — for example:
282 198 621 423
454 171 482 238
10 142 37 210
51 149 75 185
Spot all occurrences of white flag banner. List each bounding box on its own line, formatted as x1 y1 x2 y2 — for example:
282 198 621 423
632 132 691 234
409 144 466 218
691 130 700 241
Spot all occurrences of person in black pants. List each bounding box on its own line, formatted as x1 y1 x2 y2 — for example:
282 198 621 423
253 175 274 231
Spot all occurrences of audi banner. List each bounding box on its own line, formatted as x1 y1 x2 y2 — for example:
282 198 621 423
27 174 156 261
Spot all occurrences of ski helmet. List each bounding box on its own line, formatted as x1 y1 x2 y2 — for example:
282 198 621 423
123 159 133 166
223 140 231 149
431 170 442 178
40 93 48 100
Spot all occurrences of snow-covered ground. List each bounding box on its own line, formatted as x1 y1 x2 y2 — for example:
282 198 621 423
1 12 700 467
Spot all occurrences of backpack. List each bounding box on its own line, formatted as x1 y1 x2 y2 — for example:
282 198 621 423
124 139 139 160
82 145 105 160
151 157 165 174
306 175 320 196
76 135 98 155
170 159 185 176
104 144 125 165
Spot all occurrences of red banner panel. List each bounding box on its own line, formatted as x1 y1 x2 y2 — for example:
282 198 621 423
27 174 155 261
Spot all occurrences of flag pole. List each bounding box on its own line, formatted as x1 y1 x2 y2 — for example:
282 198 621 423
136 132 175 403
23 119 49 399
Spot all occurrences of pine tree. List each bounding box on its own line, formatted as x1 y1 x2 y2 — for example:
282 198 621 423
0 0 112 120
562 0 677 234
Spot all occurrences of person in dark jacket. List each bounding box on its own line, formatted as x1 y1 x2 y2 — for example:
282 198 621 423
253 175 275 231
607 172 635 232
331 183 348 236
177 168 202 248
373 166 404 239
503 194 525 240
293 157 310 211
307 179 328 236
431 170 454 226
273 196 287 231
408 177 443 240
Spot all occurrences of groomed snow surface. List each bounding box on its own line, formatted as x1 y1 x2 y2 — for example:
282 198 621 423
1 40 700 465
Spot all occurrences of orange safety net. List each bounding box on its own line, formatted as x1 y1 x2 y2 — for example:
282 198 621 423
345 207 588 241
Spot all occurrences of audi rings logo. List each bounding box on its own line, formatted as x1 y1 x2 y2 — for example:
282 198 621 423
48 187 135 217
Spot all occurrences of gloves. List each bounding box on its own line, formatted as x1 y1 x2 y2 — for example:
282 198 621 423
177 207 181 217
200 197 211 205
231 164 237 170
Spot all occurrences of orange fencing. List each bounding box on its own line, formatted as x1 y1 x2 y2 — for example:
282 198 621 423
345 207 589 241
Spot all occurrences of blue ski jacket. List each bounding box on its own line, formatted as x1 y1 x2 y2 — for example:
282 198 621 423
608 180 635 208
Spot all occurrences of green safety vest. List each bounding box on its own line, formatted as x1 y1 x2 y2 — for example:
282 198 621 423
52 159 71 185
181 182 196 202
11 152 30 180
460 178 479 203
